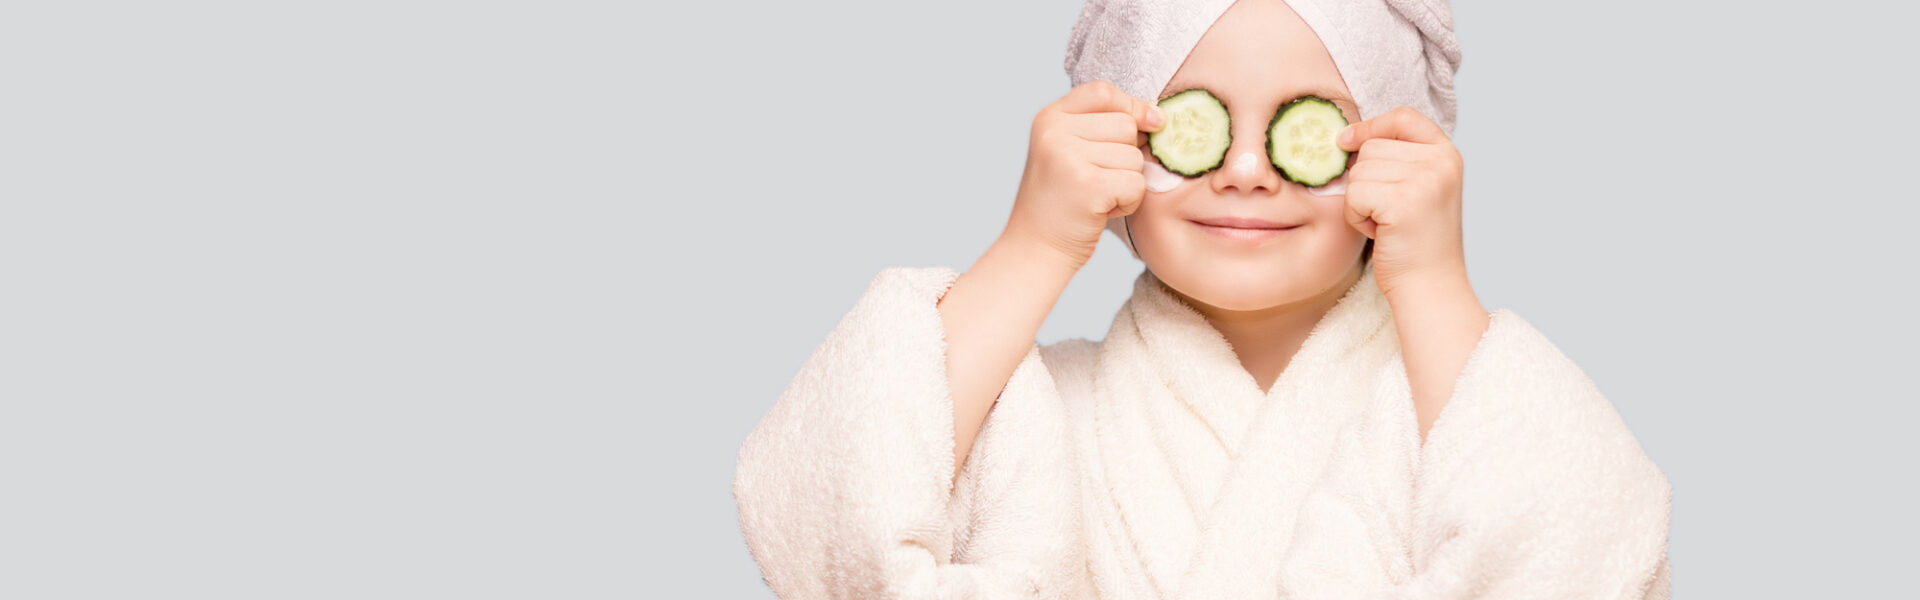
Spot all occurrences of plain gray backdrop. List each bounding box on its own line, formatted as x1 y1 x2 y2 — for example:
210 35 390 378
4 0 1914 597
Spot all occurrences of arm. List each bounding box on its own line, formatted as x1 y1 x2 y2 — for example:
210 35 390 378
1331 105 1488 444
939 232 1079 484
1381 263 1489 444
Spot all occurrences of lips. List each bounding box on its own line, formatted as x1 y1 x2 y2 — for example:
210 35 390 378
1189 216 1300 230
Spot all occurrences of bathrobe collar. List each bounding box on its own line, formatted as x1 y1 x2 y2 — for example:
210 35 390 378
1086 261 1404 597
1121 262 1393 453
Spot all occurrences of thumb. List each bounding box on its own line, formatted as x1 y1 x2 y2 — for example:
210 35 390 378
1137 104 1163 147
1142 104 1164 132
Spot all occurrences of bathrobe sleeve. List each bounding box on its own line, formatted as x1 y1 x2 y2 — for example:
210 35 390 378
1381 309 1673 600
732 266 1085 599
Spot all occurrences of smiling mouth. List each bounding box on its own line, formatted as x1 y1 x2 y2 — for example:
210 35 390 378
1189 219 1302 230
1197 223 1299 230
1188 214 1302 229
1191 220 1301 242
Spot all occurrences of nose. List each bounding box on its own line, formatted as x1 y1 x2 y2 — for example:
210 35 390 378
1209 143 1281 196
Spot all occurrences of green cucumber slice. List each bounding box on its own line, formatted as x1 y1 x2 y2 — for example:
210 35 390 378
1265 95 1349 187
1147 89 1231 177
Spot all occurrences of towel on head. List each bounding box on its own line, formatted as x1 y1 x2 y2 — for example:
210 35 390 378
1064 0 1462 260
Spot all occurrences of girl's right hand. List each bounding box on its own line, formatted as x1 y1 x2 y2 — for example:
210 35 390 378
1004 80 1165 270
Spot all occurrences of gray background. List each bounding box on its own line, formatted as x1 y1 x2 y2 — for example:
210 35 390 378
3 0 1914 597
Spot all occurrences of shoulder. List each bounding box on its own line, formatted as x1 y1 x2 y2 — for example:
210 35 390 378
863 265 962 305
1444 308 1631 433
1411 310 1672 585
1422 308 1670 515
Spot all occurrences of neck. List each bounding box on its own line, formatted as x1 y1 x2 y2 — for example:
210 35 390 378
1170 260 1366 394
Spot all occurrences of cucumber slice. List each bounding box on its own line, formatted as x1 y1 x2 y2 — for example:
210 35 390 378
1147 89 1231 177
1265 95 1349 187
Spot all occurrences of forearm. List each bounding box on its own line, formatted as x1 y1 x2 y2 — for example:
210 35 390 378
1383 263 1490 444
936 232 1078 484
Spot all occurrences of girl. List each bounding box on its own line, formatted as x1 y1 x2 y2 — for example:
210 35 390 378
735 0 1671 597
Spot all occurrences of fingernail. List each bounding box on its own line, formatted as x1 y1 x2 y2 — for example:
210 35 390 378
1336 124 1353 147
1148 106 1164 127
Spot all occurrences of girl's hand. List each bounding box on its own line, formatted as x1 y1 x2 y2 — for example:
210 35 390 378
1335 106 1470 299
1005 80 1165 270
1335 106 1489 442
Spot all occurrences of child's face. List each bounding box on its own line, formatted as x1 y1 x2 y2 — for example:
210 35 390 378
1132 0 1368 312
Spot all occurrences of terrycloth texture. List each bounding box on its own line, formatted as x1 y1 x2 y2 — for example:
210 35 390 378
734 264 1672 598
1064 0 1463 260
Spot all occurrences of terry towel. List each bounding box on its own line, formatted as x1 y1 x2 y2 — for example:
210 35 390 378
734 263 1673 598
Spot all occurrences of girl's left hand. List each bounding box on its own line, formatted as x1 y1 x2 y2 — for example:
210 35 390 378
1334 105 1467 299
1336 106 1488 442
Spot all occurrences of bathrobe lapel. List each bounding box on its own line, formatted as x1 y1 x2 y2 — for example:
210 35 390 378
1090 263 1400 598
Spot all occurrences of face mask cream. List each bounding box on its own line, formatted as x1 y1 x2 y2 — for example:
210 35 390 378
1305 174 1348 196
1229 151 1262 178
1143 153 1185 193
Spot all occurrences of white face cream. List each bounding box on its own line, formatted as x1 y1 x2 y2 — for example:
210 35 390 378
1229 151 1262 178
1143 154 1186 193
1305 174 1348 196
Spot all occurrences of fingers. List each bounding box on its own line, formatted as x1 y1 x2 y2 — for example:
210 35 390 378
1336 105 1448 151
1068 111 1145 144
1101 169 1146 218
1344 205 1379 239
1083 140 1146 172
1344 181 1383 239
1347 158 1418 183
1056 80 1164 133
1347 138 1427 163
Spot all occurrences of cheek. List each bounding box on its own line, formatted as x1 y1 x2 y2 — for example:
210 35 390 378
1303 193 1367 249
1306 192 1349 224
1128 196 1190 257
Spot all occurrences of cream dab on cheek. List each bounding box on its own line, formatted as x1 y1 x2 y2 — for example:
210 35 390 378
1143 157 1185 192
1306 174 1348 197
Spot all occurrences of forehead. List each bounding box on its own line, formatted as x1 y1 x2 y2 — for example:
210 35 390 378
1157 0 1356 115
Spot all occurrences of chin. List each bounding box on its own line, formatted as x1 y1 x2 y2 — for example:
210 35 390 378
1156 261 1325 312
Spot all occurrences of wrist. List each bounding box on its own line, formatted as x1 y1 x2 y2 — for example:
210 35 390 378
994 226 1090 275
1380 261 1481 314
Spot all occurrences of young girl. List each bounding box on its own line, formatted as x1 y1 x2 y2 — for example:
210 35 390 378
735 0 1671 597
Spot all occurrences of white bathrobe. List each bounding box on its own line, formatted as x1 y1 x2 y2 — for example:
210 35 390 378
733 263 1672 599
